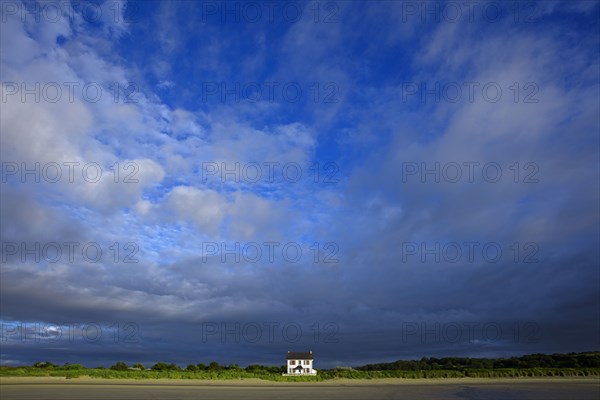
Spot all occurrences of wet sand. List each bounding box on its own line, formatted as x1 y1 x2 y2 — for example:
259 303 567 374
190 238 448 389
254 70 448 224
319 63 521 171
1 377 598 399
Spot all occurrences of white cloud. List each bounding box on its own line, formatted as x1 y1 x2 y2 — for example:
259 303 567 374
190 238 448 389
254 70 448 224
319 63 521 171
71 158 165 212
0 87 93 164
227 191 290 241
165 186 227 237
209 120 316 166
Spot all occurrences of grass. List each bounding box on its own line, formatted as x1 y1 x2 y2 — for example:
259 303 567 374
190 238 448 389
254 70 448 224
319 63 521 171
1 366 599 381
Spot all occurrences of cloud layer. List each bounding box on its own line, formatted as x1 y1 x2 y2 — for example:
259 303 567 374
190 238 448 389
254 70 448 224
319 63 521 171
1 0 598 368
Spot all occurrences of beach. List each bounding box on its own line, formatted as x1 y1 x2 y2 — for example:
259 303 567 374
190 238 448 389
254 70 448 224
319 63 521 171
1 377 598 399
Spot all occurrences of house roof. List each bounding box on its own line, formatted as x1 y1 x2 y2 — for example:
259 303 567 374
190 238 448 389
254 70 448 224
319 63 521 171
287 351 313 360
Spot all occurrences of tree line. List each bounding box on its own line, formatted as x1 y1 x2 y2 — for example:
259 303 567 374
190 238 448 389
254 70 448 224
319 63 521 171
31 360 285 373
26 351 600 372
356 351 600 371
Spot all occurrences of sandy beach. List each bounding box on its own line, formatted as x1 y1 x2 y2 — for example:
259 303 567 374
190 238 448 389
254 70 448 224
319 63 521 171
1 376 598 385
1 376 598 399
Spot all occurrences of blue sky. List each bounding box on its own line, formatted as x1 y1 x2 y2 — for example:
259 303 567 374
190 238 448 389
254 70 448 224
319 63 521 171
1 0 599 368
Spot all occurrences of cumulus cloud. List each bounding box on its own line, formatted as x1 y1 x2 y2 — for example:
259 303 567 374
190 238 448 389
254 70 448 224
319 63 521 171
165 186 227 236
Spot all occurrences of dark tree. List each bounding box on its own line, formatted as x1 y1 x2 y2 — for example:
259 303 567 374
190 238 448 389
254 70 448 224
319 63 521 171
151 362 170 371
110 362 128 371
207 361 221 371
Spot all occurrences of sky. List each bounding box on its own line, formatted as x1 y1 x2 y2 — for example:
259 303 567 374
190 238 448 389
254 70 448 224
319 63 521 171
0 0 599 369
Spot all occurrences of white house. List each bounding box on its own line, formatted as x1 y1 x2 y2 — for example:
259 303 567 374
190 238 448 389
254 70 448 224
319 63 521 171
283 351 317 375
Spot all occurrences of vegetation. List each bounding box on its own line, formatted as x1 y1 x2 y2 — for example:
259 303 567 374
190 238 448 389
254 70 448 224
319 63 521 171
110 361 129 371
1 352 598 381
357 351 600 371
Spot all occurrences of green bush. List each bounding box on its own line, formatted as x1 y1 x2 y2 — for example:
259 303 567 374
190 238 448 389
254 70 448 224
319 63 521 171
2 359 600 381
63 364 84 370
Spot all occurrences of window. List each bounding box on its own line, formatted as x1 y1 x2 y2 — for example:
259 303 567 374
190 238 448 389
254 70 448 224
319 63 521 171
290 360 295 365
304 360 309 365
